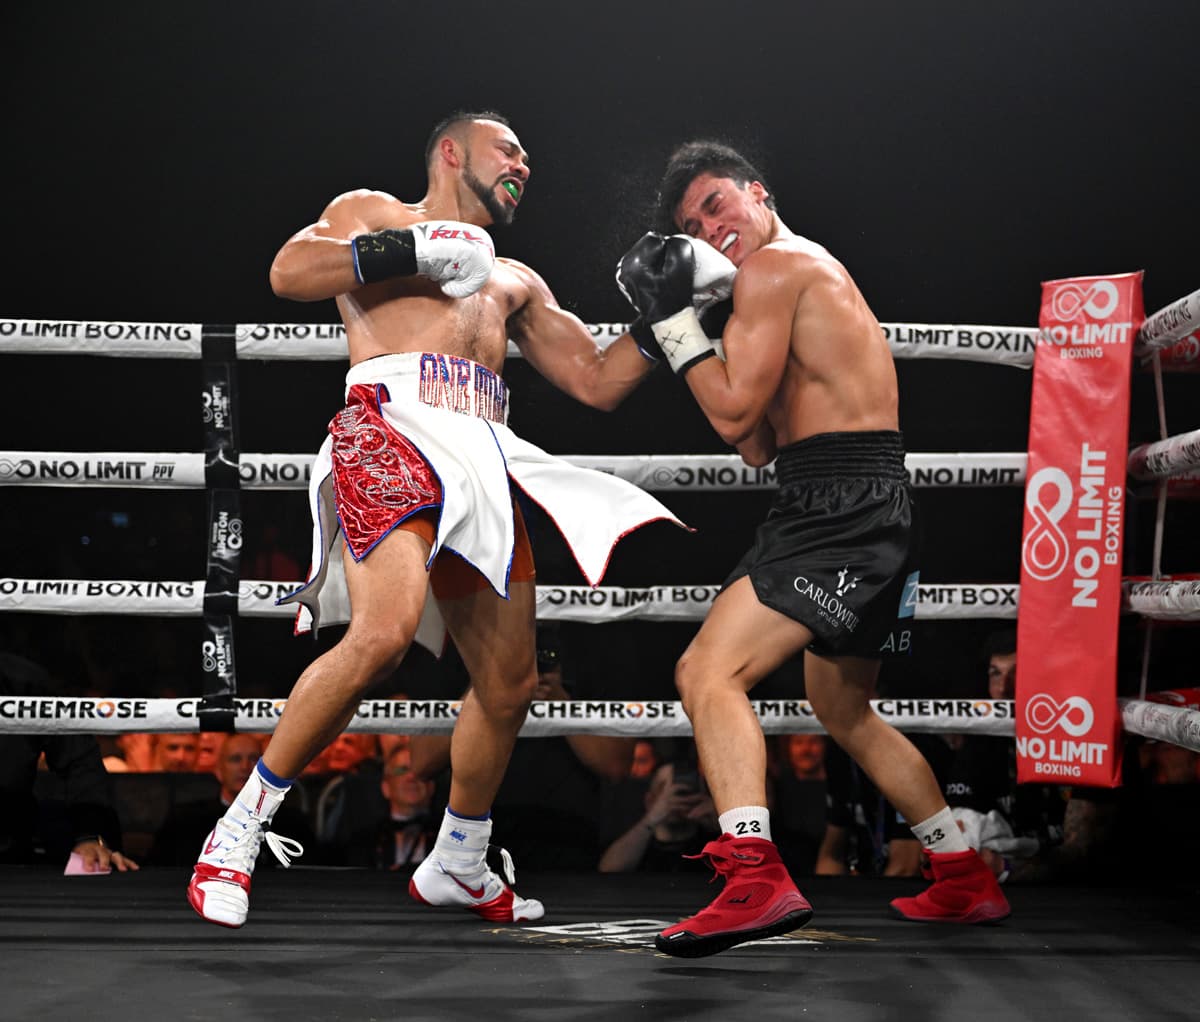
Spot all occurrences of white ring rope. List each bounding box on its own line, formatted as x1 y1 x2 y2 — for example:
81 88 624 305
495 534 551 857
1136 285 1200 353
0 451 1030 491
1119 697 1200 753
0 293 1192 367
0 696 1016 737
2 694 1195 752
4 439 1197 490
1128 428 1200 481
2 577 1197 621
1124 580 1200 620
2 319 1040 367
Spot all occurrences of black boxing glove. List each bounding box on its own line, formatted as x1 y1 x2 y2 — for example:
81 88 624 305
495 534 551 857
699 297 732 360
615 233 719 374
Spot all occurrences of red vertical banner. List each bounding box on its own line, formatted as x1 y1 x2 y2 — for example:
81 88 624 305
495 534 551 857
1016 272 1144 786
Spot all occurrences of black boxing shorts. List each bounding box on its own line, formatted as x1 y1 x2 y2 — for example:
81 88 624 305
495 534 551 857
724 430 919 657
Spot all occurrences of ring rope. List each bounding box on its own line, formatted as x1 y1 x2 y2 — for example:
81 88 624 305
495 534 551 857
0 696 1018 737
1 695 1195 753
0 451 1030 491
2 294 1194 367
1135 284 1200 353
2 318 1040 367
2 576 1197 622
1128 428 1200 481
4 440 1198 492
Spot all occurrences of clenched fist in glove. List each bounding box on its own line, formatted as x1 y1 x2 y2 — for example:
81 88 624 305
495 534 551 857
352 220 496 298
616 233 736 374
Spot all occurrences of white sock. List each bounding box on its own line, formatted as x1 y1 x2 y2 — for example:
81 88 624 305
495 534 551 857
227 762 288 827
433 809 492 874
910 806 969 854
719 806 772 842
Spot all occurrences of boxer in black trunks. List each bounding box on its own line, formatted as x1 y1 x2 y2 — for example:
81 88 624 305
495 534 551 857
616 140 1010 958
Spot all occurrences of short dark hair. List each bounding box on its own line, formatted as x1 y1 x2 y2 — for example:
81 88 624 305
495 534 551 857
982 628 1017 660
424 110 511 169
656 140 775 232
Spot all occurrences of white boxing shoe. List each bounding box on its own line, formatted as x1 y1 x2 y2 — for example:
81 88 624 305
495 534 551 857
187 773 302 928
409 845 544 923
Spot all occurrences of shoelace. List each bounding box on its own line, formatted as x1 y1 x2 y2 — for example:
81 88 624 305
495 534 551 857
212 815 303 873
493 845 516 886
441 845 517 891
264 831 304 868
685 838 765 884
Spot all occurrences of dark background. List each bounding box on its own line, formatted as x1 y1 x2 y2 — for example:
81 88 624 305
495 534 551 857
1 1 1197 701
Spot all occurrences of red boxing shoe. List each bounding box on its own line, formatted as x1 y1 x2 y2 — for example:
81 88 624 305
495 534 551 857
890 848 1011 924
656 834 814 958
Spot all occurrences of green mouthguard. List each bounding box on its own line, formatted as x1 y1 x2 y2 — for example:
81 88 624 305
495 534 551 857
502 181 519 200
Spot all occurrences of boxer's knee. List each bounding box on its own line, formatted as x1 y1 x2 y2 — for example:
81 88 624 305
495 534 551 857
339 619 417 690
675 647 722 712
808 686 871 745
471 667 537 726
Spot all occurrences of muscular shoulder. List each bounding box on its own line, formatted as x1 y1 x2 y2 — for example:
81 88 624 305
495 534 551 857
741 238 851 303
496 257 554 306
742 237 842 286
321 188 416 230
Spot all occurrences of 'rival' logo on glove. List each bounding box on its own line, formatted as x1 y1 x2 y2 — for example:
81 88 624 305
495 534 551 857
428 225 491 247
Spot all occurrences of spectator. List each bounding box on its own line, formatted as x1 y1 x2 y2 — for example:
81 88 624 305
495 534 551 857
324 733 379 775
372 744 438 869
942 629 1066 881
630 740 659 781
783 734 826 780
771 733 827 876
194 732 225 774
0 650 137 871
598 752 720 872
150 733 200 773
118 733 155 772
313 734 387 866
150 733 312 866
815 739 924 877
97 735 131 773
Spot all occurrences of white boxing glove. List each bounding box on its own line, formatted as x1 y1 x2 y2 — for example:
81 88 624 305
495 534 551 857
351 219 496 298
411 220 496 297
672 234 737 315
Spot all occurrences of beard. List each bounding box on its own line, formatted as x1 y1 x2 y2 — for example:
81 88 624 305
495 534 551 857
464 160 514 227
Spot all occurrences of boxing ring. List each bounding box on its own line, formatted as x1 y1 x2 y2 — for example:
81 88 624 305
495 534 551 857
2 301 1198 746
5 867 1198 1019
2 288 1200 1019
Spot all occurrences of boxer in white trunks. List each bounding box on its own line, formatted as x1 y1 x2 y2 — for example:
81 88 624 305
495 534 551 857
187 111 701 929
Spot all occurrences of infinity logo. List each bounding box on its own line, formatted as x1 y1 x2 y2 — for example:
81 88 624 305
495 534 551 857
1051 280 1119 321
1022 467 1072 580
1025 693 1094 737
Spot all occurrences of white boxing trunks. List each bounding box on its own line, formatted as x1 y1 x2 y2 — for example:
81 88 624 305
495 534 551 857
278 351 685 653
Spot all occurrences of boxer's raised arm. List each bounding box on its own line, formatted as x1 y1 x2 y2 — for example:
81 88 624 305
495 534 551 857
505 260 657 411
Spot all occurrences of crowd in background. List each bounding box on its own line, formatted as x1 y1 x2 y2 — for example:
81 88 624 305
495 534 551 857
5 623 1198 881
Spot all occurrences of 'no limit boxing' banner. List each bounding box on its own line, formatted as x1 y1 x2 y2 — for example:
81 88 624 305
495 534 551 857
1016 272 1143 786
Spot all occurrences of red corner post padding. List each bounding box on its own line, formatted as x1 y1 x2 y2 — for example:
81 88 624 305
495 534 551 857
1016 272 1144 786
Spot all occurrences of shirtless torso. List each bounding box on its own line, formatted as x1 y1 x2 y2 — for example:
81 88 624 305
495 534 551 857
674 172 897 462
